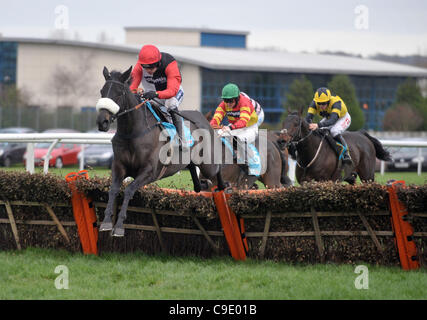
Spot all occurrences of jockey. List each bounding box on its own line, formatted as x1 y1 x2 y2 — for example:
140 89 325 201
305 87 353 166
209 83 261 164
129 44 185 146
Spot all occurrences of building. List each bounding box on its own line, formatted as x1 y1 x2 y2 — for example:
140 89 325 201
1 27 427 130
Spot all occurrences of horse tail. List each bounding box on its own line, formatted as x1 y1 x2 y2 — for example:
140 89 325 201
361 130 392 161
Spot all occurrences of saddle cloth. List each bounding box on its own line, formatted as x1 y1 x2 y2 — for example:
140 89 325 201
220 135 261 176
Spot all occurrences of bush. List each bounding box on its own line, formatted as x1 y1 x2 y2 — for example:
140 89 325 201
394 78 427 130
383 103 423 131
282 75 313 118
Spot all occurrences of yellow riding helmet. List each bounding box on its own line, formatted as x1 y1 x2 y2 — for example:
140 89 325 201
313 87 331 104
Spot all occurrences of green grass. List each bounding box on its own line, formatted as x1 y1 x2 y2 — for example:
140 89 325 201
0 247 425 300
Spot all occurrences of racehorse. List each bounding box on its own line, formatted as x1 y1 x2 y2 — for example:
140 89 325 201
202 114 291 189
96 66 226 236
200 130 291 189
280 111 391 184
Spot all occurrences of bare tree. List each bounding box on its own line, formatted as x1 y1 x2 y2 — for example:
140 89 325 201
47 50 97 109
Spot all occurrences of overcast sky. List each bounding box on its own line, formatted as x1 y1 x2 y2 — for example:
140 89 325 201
1 0 427 57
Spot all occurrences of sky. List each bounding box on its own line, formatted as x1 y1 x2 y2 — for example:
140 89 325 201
1 0 427 57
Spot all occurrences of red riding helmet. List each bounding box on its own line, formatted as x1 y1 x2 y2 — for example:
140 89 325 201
138 45 161 66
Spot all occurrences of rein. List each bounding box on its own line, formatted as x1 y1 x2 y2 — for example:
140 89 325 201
111 100 146 123
104 79 162 140
281 116 324 170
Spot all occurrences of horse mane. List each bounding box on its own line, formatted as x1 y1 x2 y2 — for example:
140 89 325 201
287 111 325 138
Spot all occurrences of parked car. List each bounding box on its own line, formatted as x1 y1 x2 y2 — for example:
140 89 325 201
386 139 427 172
0 127 37 167
24 128 82 168
79 144 113 168
78 128 115 168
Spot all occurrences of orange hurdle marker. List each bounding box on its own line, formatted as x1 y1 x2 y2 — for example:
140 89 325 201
77 170 98 255
387 180 419 270
212 188 247 261
65 171 98 255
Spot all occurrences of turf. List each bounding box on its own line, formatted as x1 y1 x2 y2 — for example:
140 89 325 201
0 247 425 300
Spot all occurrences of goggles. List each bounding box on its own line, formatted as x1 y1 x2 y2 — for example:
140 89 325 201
141 62 159 69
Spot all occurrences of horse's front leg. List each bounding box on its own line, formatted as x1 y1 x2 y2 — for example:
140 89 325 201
112 169 153 237
188 163 201 192
99 163 125 232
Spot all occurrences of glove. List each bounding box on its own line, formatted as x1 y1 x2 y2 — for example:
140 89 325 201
142 91 158 100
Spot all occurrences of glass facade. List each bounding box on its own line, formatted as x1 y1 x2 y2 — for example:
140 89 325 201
201 68 408 130
201 33 246 48
0 41 18 85
350 75 406 130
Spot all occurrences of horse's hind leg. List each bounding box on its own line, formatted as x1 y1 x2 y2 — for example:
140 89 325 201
112 170 153 237
357 162 375 183
100 163 125 232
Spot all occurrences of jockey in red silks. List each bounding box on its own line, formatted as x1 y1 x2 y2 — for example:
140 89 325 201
129 44 185 144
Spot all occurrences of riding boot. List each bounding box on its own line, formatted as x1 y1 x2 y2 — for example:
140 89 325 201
171 111 187 152
334 134 356 183
334 134 352 165
160 106 173 123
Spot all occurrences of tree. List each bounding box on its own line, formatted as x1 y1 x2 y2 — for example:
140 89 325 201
395 78 427 130
282 75 313 122
0 84 29 128
328 74 365 130
383 103 423 131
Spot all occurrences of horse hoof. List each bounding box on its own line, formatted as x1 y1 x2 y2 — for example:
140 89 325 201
99 222 113 232
112 227 125 237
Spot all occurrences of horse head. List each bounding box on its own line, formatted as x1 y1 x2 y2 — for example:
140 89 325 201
279 111 308 145
96 66 133 132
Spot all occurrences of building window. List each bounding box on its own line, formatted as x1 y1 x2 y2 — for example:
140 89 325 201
201 33 246 48
0 42 18 85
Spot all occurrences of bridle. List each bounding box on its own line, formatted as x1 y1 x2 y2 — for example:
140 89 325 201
103 79 147 123
280 115 313 148
280 115 324 170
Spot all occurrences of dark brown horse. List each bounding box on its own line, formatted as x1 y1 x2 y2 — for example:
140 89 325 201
280 111 391 184
200 130 291 189
202 113 291 189
96 67 226 236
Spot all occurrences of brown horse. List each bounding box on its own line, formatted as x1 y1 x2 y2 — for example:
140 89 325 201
280 111 391 184
202 114 291 189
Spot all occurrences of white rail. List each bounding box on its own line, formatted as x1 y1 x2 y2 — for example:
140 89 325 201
0 133 113 174
0 133 426 177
